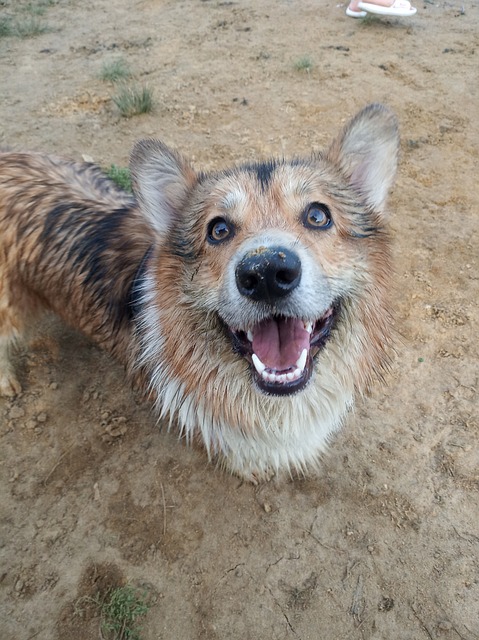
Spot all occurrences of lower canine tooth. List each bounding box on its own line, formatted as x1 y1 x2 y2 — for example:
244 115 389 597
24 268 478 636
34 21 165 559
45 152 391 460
295 348 308 372
252 353 266 374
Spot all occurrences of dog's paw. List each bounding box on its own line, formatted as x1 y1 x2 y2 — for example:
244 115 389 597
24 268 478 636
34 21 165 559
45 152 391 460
0 373 22 397
248 469 276 484
229 463 276 484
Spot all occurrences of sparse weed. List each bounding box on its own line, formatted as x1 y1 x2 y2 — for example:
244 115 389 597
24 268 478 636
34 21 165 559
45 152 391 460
112 86 153 118
101 59 131 83
106 165 133 192
0 17 13 37
294 55 314 72
12 16 49 37
0 1 54 38
101 585 150 640
22 0 56 16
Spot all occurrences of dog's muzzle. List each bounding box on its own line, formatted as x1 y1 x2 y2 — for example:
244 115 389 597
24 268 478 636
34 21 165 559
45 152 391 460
226 245 338 396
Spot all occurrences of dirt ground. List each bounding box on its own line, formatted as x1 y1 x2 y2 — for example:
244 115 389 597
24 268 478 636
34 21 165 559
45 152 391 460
0 0 478 638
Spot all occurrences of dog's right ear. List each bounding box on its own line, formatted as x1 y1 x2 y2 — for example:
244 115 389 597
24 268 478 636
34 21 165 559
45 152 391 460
326 104 399 215
130 140 197 237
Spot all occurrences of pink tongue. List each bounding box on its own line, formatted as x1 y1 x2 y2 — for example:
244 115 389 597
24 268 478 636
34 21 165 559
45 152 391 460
252 318 310 371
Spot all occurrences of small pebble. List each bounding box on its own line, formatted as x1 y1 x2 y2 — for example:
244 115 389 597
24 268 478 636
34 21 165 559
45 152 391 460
437 621 452 632
9 407 25 420
44 529 61 543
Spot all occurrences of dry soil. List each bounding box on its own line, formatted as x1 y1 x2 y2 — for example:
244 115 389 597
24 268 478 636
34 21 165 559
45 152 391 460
0 0 478 639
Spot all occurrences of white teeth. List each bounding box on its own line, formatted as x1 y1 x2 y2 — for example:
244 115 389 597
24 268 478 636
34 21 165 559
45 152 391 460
295 348 308 372
251 349 309 385
247 330 254 343
304 321 313 334
252 353 266 375
259 368 303 385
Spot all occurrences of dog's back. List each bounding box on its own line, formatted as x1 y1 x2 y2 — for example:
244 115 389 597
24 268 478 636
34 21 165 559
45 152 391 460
0 152 150 394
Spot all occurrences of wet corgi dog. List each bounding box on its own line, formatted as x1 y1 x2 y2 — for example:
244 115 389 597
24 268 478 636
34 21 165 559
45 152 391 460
0 104 399 482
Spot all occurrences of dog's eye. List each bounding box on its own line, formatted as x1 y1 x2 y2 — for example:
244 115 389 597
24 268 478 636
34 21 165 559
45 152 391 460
303 203 332 230
207 217 234 244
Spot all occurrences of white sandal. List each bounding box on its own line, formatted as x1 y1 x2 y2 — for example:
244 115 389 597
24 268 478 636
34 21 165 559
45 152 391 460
346 6 368 17
358 0 417 16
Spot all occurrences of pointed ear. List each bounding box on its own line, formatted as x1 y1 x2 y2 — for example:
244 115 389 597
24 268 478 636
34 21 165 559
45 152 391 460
326 104 399 214
129 139 197 237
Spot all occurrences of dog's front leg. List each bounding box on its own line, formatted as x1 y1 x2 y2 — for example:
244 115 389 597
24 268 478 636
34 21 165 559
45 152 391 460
0 336 22 397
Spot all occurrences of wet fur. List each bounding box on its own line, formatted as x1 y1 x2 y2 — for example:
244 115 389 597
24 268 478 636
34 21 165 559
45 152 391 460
0 104 399 481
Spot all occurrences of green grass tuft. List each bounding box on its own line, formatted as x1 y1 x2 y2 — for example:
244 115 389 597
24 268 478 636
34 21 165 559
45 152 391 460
293 55 314 72
12 16 49 37
100 59 132 83
101 585 150 640
112 85 154 118
105 165 133 192
1 1 55 37
0 17 14 37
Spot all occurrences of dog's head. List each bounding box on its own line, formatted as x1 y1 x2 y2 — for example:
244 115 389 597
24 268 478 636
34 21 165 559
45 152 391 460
131 104 398 399
129 105 398 478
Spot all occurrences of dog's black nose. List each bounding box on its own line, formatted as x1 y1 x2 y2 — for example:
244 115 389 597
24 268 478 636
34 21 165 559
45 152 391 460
235 246 302 302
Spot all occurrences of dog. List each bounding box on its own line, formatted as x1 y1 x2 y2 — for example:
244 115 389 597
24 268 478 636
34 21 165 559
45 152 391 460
0 104 399 482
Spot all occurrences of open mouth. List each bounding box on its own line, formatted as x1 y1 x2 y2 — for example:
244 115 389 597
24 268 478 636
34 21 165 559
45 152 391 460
228 305 338 396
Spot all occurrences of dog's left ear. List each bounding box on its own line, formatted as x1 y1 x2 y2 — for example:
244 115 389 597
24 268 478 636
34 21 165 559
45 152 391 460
130 140 197 237
326 104 399 214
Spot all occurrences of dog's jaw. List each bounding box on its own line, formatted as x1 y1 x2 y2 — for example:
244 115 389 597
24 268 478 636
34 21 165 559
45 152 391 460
225 304 339 396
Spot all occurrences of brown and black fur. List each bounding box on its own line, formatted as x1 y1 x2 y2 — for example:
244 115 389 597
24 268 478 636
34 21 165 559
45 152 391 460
0 153 151 390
